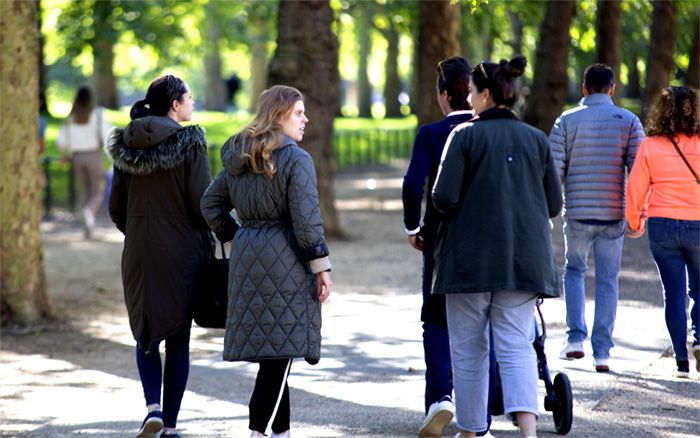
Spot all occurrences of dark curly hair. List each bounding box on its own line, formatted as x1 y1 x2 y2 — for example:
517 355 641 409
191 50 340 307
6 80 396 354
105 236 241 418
645 86 700 138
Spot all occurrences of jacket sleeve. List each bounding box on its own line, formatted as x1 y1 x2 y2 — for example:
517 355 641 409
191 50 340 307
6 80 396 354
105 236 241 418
432 128 465 214
108 168 127 234
543 139 563 218
186 144 212 229
625 139 650 231
624 115 645 170
288 153 331 273
402 126 431 231
548 116 567 183
200 171 238 242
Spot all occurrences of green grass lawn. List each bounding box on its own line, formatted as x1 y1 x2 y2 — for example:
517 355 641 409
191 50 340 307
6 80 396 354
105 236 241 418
41 110 418 210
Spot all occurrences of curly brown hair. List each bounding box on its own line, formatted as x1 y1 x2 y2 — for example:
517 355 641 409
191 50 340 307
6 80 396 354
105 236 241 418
645 86 700 138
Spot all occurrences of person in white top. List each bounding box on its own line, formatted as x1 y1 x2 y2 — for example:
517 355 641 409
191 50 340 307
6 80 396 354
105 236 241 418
57 87 113 238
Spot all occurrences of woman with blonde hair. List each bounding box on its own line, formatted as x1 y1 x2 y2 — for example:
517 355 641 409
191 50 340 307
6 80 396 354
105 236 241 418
201 85 332 438
626 86 700 378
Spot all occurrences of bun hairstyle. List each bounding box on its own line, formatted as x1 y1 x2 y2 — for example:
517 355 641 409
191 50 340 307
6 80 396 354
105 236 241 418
130 74 188 120
436 56 473 110
472 55 527 108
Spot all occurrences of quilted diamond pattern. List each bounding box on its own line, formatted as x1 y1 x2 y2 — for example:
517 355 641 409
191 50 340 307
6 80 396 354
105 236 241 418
202 144 327 363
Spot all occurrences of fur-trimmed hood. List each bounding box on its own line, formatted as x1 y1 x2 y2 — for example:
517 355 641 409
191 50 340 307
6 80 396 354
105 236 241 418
220 132 296 176
107 116 207 175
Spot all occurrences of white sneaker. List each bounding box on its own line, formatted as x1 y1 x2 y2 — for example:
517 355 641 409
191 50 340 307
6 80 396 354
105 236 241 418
454 432 496 438
419 396 454 437
594 357 611 373
559 341 584 360
272 431 290 438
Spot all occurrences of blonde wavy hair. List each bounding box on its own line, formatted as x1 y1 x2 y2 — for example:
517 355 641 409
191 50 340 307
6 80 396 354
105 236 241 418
645 86 700 138
242 85 303 177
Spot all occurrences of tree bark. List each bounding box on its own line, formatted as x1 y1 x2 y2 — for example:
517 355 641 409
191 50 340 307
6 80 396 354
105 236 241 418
416 0 461 128
383 24 402 118
92 0 117 108
643 0 676 120
268 0 342 238
522 0 577 134
508 7 524 58
0 0 51 325
626 47 642 98
356 11 372 118
596 0 622 104
248 19 270 113
203 2 227 111
685 16 699 88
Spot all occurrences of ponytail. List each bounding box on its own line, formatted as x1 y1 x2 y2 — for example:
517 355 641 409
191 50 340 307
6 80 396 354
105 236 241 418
472 55 527 108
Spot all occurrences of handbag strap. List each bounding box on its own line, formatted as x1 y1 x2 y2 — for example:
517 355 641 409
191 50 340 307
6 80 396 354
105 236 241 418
668 136 700 185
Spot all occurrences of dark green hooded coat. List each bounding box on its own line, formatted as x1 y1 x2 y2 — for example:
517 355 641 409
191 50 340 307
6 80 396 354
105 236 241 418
107 116 211 346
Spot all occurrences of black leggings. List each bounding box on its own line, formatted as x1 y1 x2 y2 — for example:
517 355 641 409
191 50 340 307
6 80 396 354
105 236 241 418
249 358 292 434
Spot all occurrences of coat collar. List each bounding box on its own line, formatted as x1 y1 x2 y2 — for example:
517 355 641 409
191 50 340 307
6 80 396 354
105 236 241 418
472 107 518 122
580 93 614 106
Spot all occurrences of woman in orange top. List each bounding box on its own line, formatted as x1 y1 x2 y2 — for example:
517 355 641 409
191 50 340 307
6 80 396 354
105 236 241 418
626 86 700 378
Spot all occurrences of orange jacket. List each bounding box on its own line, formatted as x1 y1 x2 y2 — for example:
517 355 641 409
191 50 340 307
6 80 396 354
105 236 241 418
625 134 700 231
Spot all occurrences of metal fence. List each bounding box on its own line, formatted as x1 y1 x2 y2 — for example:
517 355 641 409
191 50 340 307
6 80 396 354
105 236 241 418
42 127 417 213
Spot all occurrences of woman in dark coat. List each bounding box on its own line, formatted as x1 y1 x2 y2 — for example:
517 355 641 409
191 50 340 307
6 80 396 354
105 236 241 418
432 56 562 438
201 85 332 438
107 75 211 438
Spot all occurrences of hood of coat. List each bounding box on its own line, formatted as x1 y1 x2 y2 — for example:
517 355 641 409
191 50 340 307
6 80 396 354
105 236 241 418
220 131 296 176
106 116 206 175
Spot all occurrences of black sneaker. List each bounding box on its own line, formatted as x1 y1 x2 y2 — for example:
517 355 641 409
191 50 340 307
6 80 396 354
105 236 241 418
675 359 690 379
136 410 163 437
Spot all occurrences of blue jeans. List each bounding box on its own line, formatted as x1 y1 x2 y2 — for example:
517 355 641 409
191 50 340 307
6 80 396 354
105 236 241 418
648 218 700 360
563 218 625 359
136 328 191 428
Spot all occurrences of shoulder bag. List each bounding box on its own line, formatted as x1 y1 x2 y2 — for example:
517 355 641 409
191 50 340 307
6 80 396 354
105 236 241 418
668 136 700 185
193 239 229 329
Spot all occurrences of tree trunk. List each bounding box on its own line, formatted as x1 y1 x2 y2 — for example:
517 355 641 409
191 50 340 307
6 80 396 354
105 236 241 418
249 22 270 113
596 0 622 104
643 0 676 120
357 11 372 118
0 0 51 325
508 7 524 57
268 0 342 238
626 47 642 98
522 0 576 134
685 16 699 88
383 24 402 118
92 0 117 108
416 0 461 128
203 2 226 111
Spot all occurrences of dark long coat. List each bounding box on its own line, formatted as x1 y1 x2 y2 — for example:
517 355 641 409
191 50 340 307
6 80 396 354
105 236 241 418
432 108 563 297
107 116 211 345
200 133 329 364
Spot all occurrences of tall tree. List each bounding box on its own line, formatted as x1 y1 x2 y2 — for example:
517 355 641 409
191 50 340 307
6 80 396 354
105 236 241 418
1 0 51 324
522 0 577 134
92 0 118 108
356 9 373 118
643 0 676 120
203 0 227 111
268 0 342 237
685 16 699 88
415 0 461 128
596 0 622 103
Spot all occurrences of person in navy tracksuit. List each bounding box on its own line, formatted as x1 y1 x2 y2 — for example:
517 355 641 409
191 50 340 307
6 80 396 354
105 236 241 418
402 56 496 438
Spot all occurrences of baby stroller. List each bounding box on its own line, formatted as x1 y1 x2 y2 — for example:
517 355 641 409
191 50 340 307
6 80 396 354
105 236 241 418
490 299 574 435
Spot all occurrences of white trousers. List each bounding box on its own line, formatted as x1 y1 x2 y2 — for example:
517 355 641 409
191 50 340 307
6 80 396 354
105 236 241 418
446 291 540 432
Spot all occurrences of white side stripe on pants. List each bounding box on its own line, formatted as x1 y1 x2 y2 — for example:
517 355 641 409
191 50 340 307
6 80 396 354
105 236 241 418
265 358 293 436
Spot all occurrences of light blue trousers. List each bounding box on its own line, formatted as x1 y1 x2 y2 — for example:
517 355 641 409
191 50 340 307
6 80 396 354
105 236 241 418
446 291 539 433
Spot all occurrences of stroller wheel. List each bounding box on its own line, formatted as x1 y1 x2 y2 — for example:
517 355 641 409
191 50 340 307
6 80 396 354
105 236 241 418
552 372 573 435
